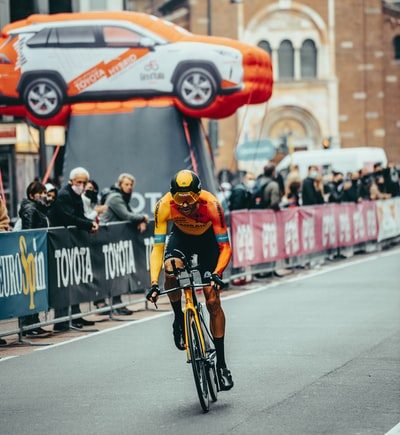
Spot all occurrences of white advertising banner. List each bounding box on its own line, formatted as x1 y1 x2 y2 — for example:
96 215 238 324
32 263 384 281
376 198 400 242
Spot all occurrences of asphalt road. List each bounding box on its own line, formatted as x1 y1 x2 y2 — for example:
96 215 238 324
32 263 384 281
1 249 400 435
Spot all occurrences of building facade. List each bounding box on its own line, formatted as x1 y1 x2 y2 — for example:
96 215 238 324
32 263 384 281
0 0 399 216
157 0 400 171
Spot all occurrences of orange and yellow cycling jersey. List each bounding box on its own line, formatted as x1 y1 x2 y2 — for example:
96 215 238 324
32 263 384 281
150 190 232 284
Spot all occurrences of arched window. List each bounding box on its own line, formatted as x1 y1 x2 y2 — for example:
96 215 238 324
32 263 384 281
278 40 294 79
301 39 317 78
394 35 400 60
258 40 272 56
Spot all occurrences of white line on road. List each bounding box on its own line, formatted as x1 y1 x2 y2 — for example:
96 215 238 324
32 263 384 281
385 422 400 435
0 355 19 362
1 246 399 361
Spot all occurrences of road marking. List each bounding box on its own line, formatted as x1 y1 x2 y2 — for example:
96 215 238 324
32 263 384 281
31 311 173 352
0 246 399 360
385 422 400 435
0 355 19 362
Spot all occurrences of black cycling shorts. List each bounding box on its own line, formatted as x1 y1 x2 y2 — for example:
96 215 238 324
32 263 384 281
164 225 219 281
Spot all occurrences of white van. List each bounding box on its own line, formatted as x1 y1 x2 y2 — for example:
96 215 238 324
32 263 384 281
276 147 388 178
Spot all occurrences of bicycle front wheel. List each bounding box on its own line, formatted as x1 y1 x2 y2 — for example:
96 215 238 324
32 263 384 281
186 308 209 412
199 305 218 403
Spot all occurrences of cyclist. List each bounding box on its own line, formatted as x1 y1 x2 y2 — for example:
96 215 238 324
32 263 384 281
146 169 234 391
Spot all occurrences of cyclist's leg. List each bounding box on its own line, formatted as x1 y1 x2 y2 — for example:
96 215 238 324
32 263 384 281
202 285 225 338
197 231 234 391
202 285 233 390
164 227 189 350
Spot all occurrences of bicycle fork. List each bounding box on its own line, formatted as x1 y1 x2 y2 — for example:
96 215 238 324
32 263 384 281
183 288 206 364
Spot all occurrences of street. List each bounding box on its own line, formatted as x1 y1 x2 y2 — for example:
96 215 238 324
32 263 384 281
1 249 400 435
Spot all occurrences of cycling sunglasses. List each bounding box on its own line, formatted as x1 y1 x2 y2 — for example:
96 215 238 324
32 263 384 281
172 191 200 206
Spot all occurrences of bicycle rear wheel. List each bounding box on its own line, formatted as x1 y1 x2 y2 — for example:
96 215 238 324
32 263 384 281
186 309 209 412
198 306 218 402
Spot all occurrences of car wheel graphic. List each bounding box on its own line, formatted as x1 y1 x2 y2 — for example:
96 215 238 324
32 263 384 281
22 77 64 119
176 67 217 109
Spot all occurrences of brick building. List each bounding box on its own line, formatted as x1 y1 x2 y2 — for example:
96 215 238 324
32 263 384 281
155 0 400 172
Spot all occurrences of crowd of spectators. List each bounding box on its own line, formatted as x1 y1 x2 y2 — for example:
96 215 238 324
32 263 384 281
218 161 400 213
0 166 148 340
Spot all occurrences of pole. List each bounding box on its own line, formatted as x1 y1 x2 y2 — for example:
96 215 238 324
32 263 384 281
38 126 47 178
207 0 219 151
207 0 212 36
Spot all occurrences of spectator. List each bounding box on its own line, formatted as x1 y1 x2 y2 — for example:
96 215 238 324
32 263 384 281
342 171 362 203
285 164 302 197
326 171 344 203
18 181 51 337
49 167 99 331
384 163 400 197
45 183 58 206
375 172 389 196
217 181 232 215
253 164 281 210
100 173 148 315
280 180 301 208
228 172 255 211
217 168 234 185
82 179 108 221
359 168 373 200
0 197 10 231
370 178 391 200
301 165 325 206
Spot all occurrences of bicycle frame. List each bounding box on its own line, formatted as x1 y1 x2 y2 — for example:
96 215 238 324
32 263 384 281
183 287 206 363
158 282 208 358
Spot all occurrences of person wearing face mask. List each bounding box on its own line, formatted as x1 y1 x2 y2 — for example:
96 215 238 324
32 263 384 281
17 181 51 337
19 181 49 229
326 171 345 203
49 167 99 332
301 165 325 206
100 173 148 315
82 179 108 221
342 171 362 203
45 182 58 207
228 171 255 211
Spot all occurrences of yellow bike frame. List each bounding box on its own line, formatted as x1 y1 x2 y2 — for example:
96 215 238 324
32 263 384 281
183 287 207 362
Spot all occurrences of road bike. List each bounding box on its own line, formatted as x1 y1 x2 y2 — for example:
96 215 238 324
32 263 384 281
155 249 220 413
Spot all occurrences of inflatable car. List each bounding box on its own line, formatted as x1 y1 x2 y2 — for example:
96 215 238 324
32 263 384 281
0 11 272 124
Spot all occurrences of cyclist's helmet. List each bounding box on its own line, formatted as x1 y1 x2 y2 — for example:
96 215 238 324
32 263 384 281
170 170 202 206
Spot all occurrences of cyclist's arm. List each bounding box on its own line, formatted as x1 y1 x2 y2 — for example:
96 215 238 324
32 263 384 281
210 198 232 276
149 199 169 285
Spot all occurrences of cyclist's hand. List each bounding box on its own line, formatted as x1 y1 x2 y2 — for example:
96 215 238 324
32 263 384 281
146 284 160 303
210 273 225 291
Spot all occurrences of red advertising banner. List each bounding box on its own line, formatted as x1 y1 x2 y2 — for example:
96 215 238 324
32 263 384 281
251 210 283 265
298 206 319 255
231 210 254 268
231 202 381 268
277 208 301 259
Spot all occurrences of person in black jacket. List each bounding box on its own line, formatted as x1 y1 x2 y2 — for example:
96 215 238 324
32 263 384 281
18 181 50 337
325 171 344 203
301 165 325 206
49 167 99 331
228 172 255 211
342 172 362 203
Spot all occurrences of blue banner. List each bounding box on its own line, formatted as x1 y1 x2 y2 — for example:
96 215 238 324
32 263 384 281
0 230 49 320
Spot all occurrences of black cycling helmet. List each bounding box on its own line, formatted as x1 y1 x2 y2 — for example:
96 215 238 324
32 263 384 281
170 170 202 205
